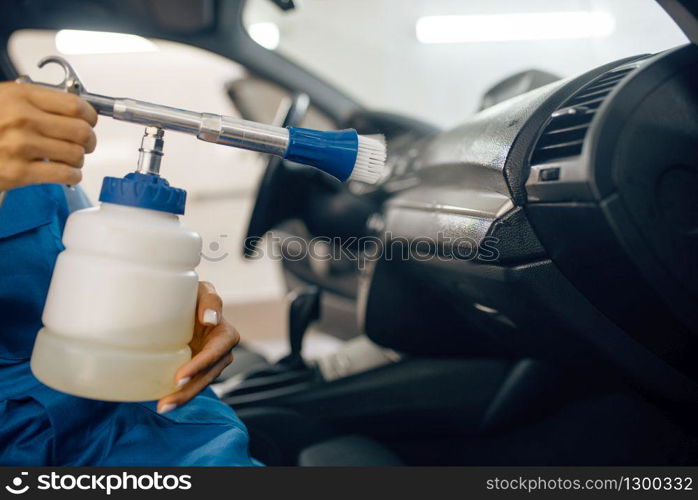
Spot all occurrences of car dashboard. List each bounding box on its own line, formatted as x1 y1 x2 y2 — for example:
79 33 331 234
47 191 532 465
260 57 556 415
330 44 698 404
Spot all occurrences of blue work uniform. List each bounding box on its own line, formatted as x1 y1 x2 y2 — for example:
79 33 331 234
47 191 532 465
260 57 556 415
0 184 256 466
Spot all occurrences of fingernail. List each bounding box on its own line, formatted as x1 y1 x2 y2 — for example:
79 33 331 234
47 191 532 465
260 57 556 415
176 377 190 389
203 309 219 326
158 403 176 414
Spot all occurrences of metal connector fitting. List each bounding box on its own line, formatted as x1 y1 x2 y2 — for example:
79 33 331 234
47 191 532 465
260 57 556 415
136 127 165 176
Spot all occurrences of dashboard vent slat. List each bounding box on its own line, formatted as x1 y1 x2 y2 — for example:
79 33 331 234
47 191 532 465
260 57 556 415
568 86 617 103
566 96 607 109
538 139 585 151
530 60 646 166
545 123 591 135
579 80 623 95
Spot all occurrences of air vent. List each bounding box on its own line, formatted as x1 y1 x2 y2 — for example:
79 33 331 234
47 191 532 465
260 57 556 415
530 64 641 165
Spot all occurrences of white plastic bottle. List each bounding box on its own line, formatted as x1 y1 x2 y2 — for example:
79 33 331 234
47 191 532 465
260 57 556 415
31 171 201 401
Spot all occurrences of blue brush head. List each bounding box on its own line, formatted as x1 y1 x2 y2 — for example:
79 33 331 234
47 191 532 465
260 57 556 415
284 127 385 183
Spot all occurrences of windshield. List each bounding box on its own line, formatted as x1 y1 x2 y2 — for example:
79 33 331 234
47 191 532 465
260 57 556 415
243 0 687 128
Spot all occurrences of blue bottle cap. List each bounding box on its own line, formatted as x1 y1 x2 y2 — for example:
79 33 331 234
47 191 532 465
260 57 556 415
99 173 186 215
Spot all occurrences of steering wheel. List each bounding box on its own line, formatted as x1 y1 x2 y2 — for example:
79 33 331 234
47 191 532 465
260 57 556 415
243 93 310 258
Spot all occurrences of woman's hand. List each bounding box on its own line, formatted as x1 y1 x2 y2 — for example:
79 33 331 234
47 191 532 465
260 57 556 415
157 282 240 413
0 82 97 192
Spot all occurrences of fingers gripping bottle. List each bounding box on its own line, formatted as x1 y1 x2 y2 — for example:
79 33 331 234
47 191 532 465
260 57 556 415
31 127 202 401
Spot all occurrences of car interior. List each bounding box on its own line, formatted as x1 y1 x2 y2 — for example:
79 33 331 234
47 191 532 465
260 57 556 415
2 0 698 465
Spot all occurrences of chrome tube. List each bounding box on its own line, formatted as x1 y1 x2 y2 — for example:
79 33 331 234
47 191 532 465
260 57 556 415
19 57 292 159
203 114 289 155
111 98 202 135
20 84 290 157
94 96 290 156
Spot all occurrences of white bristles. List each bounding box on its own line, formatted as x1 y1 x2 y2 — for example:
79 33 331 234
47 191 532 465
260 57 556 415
350 134 387 184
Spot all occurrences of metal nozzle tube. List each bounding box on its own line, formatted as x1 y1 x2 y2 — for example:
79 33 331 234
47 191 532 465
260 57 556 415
19 57 292 162
83 94 290 157
201 114 289 155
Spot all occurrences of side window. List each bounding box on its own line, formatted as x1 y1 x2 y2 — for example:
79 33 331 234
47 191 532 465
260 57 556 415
8 30 290 316
226 75 335 130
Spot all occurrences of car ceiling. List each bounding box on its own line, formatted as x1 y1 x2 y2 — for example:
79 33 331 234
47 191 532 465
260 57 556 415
0 0 359 122
0 0 694 120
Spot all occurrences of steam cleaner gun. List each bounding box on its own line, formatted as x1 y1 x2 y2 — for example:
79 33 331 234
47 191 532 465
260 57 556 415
16 56 386 184
20 57 386 402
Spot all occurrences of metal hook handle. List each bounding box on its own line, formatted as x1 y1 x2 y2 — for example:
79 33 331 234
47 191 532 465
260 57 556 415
15 55 86 96
36 56 85 95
